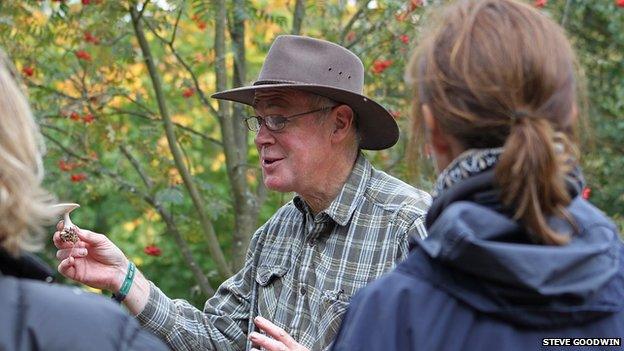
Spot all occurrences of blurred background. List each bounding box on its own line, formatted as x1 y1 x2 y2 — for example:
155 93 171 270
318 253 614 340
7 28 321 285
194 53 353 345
1 0 622 307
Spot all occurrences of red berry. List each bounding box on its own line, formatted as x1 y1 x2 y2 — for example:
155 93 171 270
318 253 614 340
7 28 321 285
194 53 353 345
581 187 591 200
617 0 624 7
75 50 92 61
70 173 87 182
399 34 409 44
84 32 99 44
22 66 34 77
371 59 393 74
182 88 195 98
534 0 547 8
395 12 408 22
82 113 95 124
70 112 81 121
58 160 74 172
82 0 90 5
390 110 401 119
197 21 207 30
346 31 356 42
408 0 422 11
144 245 162 256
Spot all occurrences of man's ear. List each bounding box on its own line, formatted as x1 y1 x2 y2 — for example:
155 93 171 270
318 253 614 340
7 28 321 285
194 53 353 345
330 105 354 143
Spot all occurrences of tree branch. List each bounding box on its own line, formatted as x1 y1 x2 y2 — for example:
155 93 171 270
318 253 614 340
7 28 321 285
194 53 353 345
143 19 220 119
130 4 232 277
109 107 223 146
119 145 154 189
339 0 370 45
119 144 216 296
170 0 185 45
560 0 573 28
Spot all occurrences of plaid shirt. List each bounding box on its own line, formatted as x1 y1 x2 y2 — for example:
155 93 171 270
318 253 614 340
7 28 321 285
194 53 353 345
136 155 431 350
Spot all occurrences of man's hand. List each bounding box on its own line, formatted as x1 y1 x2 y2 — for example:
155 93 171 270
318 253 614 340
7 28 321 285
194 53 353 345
249 316 310 351
53 220 129 292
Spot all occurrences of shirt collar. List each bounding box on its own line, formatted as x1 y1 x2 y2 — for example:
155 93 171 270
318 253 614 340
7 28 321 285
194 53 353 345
294 153 371 227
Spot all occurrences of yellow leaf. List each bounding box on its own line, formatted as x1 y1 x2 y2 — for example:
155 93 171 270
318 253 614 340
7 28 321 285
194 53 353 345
211 153 226 171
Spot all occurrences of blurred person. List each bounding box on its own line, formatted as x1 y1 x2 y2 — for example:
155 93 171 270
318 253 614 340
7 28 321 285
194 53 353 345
0 50 168 350
332 1 624 350
53 35 431 351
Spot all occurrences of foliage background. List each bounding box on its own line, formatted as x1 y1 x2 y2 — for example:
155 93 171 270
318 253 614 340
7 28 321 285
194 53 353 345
0 0 622 307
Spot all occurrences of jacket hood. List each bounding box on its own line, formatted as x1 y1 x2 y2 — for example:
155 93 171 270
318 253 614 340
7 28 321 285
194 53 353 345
416 170 624 328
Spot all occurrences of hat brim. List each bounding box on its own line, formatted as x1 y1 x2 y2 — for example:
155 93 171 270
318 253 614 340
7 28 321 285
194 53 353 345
212 83 399 150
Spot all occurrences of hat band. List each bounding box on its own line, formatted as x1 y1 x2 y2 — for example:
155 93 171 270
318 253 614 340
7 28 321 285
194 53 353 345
253 79 300 86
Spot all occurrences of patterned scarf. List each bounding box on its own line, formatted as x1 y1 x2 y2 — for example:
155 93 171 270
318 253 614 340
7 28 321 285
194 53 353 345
431 147 585 200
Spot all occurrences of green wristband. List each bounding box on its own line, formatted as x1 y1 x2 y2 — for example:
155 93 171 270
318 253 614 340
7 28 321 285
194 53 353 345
112 261 135 303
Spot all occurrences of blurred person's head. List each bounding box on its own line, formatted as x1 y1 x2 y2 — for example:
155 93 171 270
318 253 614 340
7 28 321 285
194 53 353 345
407 0 579 245
0 50 55 256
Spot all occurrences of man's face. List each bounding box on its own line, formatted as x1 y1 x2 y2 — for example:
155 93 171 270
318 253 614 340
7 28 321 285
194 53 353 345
253 89 334 195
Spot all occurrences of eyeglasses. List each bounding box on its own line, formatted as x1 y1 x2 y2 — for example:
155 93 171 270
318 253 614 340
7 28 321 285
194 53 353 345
244 106 335 132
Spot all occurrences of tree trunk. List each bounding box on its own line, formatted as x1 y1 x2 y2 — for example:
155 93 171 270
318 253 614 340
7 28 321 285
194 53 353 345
227 0 261 270
292 0 306 35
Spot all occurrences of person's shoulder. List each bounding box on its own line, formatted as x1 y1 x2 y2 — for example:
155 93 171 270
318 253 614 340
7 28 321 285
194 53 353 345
16 278 168 350
364 165 431 215
22 277 123 313
361 249 433 297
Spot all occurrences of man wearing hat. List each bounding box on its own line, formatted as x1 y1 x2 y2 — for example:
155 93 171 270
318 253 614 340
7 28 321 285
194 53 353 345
53 35 430 351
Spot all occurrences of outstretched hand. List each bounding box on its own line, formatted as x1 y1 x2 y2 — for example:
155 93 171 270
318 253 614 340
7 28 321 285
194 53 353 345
53 221 129 292
249 316 310 351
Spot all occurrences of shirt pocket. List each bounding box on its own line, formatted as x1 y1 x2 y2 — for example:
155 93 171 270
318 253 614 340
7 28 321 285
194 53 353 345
255 265 289 321
315 289 352 350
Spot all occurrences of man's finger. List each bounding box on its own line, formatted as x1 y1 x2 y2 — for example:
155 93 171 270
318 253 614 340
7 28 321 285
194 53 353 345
75 228 107 245
57 257 76 279
249 332 288 351
253 316 296 346
52 231 71 249
56 247 88 260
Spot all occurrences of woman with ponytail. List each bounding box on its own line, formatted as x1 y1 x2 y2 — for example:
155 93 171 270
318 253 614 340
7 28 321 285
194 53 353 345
332 0 624 349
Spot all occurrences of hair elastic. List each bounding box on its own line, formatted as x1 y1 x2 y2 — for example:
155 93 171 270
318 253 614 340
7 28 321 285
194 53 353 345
510 110 529 120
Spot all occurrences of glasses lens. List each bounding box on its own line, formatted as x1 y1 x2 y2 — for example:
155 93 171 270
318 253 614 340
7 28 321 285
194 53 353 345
265 116 286 131
245 117 260 131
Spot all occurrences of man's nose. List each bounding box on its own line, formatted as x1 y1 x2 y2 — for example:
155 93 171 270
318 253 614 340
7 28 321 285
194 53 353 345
254 123 275 148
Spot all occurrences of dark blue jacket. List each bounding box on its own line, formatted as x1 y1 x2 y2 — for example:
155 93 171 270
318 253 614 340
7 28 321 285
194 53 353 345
333 170 624 351
0 249 169 351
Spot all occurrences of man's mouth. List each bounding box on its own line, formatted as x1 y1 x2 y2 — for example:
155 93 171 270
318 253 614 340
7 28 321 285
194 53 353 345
263 157 283 166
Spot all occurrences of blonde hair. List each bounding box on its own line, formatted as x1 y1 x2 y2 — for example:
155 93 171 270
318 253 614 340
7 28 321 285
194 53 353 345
408 0 580 245
0 50 56 256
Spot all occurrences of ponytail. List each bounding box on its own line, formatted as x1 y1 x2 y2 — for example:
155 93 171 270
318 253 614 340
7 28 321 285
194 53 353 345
496 115 574 245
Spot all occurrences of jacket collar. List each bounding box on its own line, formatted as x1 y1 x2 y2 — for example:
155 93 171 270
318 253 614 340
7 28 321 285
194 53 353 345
0 248 56 282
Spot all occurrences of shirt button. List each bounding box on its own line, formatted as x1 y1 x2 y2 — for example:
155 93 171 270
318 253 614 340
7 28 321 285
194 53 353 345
308 239 316 247
300 287 307 295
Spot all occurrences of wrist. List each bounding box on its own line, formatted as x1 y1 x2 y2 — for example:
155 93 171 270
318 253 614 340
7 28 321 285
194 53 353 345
111 258 130 292
112 261 136 303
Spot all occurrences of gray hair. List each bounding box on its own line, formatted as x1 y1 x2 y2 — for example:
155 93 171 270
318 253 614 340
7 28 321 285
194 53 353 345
306 93 362 150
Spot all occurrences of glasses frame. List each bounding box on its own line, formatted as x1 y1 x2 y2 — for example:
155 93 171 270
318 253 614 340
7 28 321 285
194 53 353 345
244 106 336 132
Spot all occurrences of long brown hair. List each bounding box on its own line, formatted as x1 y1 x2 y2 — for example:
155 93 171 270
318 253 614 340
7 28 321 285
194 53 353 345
407 0 580 245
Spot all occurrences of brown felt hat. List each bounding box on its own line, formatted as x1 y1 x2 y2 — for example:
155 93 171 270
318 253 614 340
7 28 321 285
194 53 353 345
212 35 399 150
